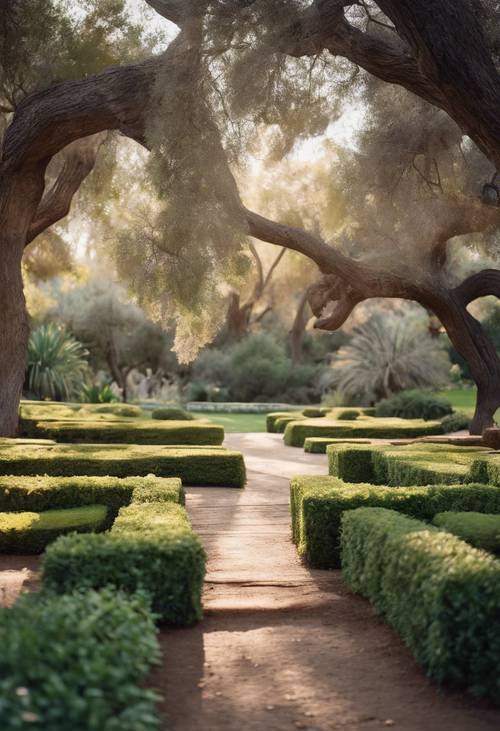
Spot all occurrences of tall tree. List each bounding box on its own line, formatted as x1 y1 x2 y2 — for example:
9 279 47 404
1 0 499 434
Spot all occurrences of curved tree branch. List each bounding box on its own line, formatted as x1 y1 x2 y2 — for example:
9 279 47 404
454 269 500 306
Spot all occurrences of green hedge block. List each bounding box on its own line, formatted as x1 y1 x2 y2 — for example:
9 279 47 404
328 443 490 485
302 407 327 418
94 403 143 417
42 501 206 626
28 419 224 445
290 475 500 569
471 455 500 485
0 474 183 514
433 511 500 554
152 407 194 420
0 443 246 487
266 412 303 433
304 437 373 454
341 508 500 703
284 417 444 448
0 504 108 553
0 588 160 731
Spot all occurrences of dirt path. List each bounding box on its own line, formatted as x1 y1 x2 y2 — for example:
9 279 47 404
154 432 500 731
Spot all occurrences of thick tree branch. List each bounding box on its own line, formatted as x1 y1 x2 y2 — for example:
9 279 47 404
26 133 107 245
313 292 362 330
454 269 500 306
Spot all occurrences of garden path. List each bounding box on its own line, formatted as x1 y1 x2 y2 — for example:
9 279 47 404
154 432 500 731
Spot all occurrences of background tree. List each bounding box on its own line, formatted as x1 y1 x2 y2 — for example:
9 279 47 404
1 0 500 434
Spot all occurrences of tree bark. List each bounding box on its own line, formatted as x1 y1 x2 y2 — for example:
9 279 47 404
290 292 310 364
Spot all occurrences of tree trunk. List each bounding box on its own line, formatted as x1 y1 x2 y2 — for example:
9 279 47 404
290 293 310 364
0 170 44 436
430 293 500 434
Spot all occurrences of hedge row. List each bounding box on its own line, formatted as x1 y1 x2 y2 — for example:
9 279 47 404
341 508 500 704
433 511 500 554
42 484 206 625
304 437 373 454
0 588 160 731
0 475 184 553
266 411 304 433
0 443 246 487
284 417 444 448
22 418 224 446
327 443 490 485
290 475 500 568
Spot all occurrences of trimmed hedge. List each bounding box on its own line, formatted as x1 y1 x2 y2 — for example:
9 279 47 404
152 406 194 420
42 497 206 625
0 504 108 553
266 411 303 433
302 407 328 418
0 474 183 514
304 437 373 454
290 475 500 568
0 588 160 730
375 390 453 420
284 417 444 448
25 419 224 445
327 442 489 485
0 443 246 487
433 511 500 554
341 508 500 703
94 403 143 417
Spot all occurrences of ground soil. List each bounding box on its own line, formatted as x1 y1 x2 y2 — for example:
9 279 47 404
2 432 500 730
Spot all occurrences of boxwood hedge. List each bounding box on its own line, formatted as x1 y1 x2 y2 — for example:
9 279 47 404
433 511 500 554
0 588 160 731
341 508 500 704
290 475 500 568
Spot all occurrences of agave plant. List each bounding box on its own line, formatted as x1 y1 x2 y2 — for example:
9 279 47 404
330 313 451 403
26 323 89 401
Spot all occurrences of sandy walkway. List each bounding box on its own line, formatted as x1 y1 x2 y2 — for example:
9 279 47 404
154 432 500 731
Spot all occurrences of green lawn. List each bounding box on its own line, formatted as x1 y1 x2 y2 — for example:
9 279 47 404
203 412 267 432
438 388 499 422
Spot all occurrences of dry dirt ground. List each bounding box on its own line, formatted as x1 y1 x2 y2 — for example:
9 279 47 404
2 432 500 730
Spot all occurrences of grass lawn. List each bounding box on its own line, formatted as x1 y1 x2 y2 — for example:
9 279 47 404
203 412 267 432
438 388 500 421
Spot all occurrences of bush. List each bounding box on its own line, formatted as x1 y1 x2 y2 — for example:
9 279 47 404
81 383 118 403
0 504 108 553
284 417 444 448
0 474 183 513
25 323 89 401
290 475 500 568
375 390 453 420
336 409 359 420
433 511 500 554
152 406 194 420
327 442 488 485
0 588 160 731
266 411 303 433
440 411 471 432
341 508 500 703
304 437 373 454
42 501 206 625
25 419 224 445
0 443 246 487
302 407 326 418
95 403 143 417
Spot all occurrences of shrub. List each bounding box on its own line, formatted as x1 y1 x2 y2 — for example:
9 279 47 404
95 403 143 417
0 588 160 731
0 443 246 487
290 475 500 568
266 411 303 433
284 417 444 448
336 409 359 420
302 407 326 418
0 474 183 513
327 442 488 485
25 323 89 401
152 406 194 420
433 511 500 554
0 504 108 553
304 437 373 454
375 390 453 420
27 419 224 445
81 383 118 403
440 411 471 432
341 508 500 703
42 502 206 625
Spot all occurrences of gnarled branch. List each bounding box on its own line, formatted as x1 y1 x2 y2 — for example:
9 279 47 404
454 269 500 306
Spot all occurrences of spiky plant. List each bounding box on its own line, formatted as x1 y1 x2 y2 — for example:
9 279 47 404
26 323 89 401
330 314 451 403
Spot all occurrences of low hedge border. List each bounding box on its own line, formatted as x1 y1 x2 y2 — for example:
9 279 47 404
24 419 224 446
284 417 444 448
341 507 500 704
327 443 490 485
0 443 246 487
290 475 500 568
304 437 374 454
41 487 206 625
433 511 500 554
152 407 194 420
0 476 184 553
266 412 304 433
0 588 160 730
